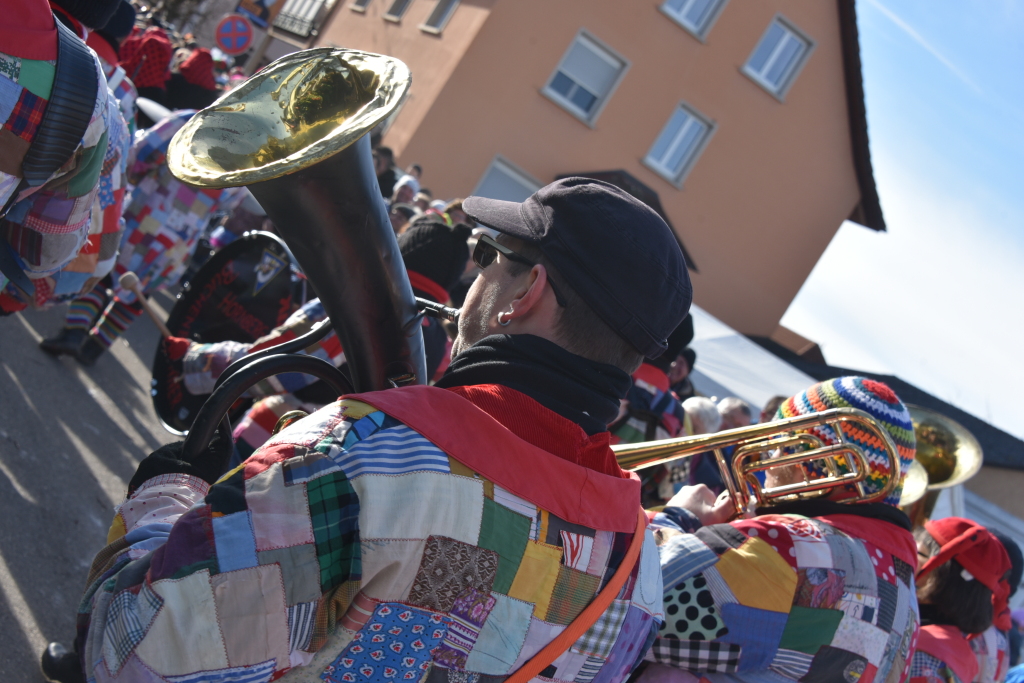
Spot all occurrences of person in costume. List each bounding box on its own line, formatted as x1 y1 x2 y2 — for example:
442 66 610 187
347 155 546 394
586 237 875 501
909 518 1012 683
635 377 921 683
164 47 221 111
1 0 131 315
974 531 1024 681
39 109 243 364
117 23 172 107
611 322 691 507
47 177 688 682
173 220 472 462
86 0 139 135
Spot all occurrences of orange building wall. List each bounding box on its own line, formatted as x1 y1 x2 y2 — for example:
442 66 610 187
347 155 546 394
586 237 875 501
319 0 864 336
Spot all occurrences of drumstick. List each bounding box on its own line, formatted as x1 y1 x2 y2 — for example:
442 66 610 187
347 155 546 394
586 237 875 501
118 271 173 339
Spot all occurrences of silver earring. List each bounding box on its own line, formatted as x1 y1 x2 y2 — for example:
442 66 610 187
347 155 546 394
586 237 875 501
497 305 513 326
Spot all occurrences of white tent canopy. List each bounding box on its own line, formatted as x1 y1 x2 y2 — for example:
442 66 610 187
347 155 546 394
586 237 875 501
687 305 817 414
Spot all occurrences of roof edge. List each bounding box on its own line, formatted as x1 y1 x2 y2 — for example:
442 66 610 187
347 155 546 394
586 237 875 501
838 0 886 231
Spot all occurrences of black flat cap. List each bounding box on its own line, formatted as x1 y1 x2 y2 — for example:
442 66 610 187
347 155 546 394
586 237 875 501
464 177 691 358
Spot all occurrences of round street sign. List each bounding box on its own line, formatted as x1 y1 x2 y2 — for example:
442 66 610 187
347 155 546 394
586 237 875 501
215 14 254 55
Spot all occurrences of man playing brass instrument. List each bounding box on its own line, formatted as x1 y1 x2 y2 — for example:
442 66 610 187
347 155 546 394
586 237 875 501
635 378 921 683
54 178 690 683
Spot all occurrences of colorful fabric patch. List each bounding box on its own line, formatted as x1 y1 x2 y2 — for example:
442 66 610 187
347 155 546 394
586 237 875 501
590 605 655 683
574 656 606 682
244 463 315 552
833 614 890 665
257 544 321 606
492 486 539 540
101 585 163 674
164 659 276 683
586 531 614 578
572 599 630 659
211 564 290 668
633 531 664 619
477 497 530 594
322 603 447 682
510 617 566 672
826 535 877 594
771 648 814 679
330 424 450 478
794 568 847 610
839 592 880 625
801 644 869 683
647 637 741 673
507 540 563 619
408 536 498 613
359 539 426 603
4 85 45 141
792 539 833 568
283 452 342 487
739 519 797 567
463 593 533 675
694 523 748 555
893 557 914 588
660 573 727 641
718 603 787 671
701 566 738 608
339 591 379 633
715 537 797 614
351 472 484 545
778 605 844 654
212 512 258 574
0 55 20 83
433 587 497 669
875 579 898 632
306 470 361 591
17 58 56 100
135 570 230 676
545 565 601 625
148 506 218 581
561 531 595 571
289 601 317 652
0 75 20 123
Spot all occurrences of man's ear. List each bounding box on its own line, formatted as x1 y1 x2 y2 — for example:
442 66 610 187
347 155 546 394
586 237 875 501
504 264 549 322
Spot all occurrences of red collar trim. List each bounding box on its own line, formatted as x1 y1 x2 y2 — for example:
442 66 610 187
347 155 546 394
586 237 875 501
50 4 86 39
407 270 449 304
917 625 979 683
86 31 119 70
1 0 58 60
347 384 640 532
632 363 670 393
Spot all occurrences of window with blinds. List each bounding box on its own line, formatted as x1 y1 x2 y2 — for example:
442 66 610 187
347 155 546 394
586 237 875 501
660 0 727 39
421 0 459 32
273 0 327 36
350 0 372 11
473 158 541 203
644 103 714 186
383 0 412 21
743 16 813 98
542 32 627 124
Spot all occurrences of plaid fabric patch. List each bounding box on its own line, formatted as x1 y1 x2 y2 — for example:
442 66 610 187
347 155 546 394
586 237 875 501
647 637 742 673
5 86 46 142
545 565 600 626
100 584 163 673
572 598 630 659
305 470 361 591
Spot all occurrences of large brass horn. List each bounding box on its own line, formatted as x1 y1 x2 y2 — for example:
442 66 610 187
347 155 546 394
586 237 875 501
900 404 982 523
168 49 425 461
613 407 902 517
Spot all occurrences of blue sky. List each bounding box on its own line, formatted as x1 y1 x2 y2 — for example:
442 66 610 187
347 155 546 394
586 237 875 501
781 0 1024 440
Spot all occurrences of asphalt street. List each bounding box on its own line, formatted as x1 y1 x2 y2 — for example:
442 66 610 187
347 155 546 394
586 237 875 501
0 290 179 680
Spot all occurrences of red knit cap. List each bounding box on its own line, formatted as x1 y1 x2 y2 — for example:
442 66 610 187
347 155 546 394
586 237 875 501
919 517 1013 630
3 0 58 60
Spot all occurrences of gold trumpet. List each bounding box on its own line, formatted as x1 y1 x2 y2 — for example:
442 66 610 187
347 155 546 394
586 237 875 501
899 404 983 523
612 407 901 517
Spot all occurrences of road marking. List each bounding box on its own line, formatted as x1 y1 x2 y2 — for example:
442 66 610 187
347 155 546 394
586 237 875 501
0 549 46 653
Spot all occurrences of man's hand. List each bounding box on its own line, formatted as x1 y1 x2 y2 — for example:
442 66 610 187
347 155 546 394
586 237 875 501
666 485 734 527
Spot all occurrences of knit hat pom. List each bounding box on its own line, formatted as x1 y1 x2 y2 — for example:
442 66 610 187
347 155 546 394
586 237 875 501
775 376 916 506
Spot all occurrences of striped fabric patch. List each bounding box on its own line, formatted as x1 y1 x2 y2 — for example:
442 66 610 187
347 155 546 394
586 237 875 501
287 601 316 652
330 425 450 478
165 659 276 683
772 648 814 679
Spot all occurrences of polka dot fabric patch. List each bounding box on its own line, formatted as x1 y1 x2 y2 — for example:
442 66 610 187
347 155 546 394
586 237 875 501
735 519 797 570
863 542 897 585
660 573 728 642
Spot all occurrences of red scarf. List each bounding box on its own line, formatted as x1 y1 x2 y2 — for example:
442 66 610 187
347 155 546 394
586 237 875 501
632 362 670 393
916 624 979 683
3 0 58 60
86 31 119 73
407 270 450 305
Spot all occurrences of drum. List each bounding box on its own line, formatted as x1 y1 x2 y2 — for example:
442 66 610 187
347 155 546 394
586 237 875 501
151 231 296 434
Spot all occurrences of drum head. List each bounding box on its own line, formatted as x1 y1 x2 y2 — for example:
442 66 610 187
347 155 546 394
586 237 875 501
151 232 295 434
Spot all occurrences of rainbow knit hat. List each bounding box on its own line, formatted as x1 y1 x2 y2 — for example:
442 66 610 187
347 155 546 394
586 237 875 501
775 377 916 507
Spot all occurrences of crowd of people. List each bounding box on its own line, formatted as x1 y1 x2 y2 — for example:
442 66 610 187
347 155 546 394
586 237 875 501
4 3 1024 683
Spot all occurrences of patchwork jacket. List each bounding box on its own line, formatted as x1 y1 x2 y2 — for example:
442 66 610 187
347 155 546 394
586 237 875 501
77 384 663 682
909 624 979 683
638 507 920 683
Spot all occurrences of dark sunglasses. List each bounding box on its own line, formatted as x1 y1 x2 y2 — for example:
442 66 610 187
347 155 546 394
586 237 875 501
472 234 566 307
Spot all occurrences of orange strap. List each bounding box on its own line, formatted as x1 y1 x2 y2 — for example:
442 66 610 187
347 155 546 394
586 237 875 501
506 509 648 683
